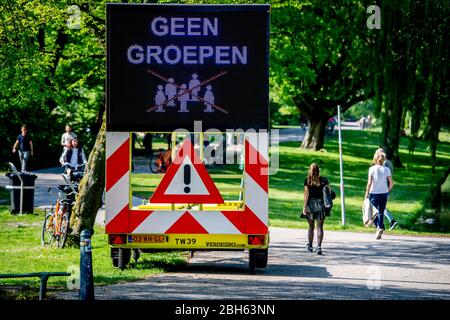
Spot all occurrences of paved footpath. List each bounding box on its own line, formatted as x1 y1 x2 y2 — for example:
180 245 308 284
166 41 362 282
0 167 140 224
55 227 450 300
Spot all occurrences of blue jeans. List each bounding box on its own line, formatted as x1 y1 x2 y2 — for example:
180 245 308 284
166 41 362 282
369 193 388 230
18 150 30 172
384 208 394 223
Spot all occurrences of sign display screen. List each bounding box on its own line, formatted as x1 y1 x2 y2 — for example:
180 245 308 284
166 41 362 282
106 4 269 131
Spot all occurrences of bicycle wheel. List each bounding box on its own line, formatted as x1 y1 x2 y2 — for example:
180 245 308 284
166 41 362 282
41 212 55 246
149 155 162 173
57 212 70 249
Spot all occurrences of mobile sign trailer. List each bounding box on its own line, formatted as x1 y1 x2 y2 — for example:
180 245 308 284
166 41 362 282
106 4 270 273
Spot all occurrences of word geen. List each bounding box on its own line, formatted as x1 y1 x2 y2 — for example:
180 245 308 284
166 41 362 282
126 16 248 65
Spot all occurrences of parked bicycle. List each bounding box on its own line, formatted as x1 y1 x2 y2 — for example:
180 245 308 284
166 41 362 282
149 149 172 173
148 140 220 173
41 173 79 248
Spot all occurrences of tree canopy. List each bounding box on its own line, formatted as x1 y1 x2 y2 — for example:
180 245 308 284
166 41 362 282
0 0 105 169
369 0 449 167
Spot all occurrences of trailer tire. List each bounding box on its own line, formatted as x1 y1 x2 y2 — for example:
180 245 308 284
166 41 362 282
132 249 140 262
249 248 268 274
118 248 131 270
255 248 268 268
249 250 257 274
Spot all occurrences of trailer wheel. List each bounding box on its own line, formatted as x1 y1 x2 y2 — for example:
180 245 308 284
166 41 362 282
118 248 131 270
111 248 119 267
255 248 268 268
249 249 268 274
249 250 257 274
132 249 140 262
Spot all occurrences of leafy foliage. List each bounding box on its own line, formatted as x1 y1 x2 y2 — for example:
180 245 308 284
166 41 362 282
369 0 449 167
0 0 106 169
0 0 447 170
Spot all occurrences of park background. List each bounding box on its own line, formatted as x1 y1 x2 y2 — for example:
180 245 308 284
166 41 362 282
0 0 449 299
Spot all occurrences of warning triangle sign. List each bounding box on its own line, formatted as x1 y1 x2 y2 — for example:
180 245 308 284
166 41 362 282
150 139 224 204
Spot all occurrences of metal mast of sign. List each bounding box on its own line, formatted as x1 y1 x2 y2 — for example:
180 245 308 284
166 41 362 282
337 104 346 226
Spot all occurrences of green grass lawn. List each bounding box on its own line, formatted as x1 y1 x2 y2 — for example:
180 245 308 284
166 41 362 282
0 206 187 299
131 163 244 202
268 129 450 235
131 129 450 235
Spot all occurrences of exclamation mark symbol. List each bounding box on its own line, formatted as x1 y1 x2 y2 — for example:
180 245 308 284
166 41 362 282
184 164 191 193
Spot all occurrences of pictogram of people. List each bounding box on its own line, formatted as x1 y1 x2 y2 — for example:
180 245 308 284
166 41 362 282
149 73 223 114
165 78 177 106
154 85 166 112
177 84 189 113
203 85 215 112
188 73 201 101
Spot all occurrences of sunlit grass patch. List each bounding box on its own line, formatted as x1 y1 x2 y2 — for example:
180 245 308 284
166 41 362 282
0 207 187 299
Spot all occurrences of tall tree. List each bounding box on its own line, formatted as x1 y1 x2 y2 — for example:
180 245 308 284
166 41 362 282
424 1 449 173
270 1 371 150
0 0 107 239
371 0 449 167
0 0 105 168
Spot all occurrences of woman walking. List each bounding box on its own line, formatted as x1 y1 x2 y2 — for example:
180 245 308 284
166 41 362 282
302 163 333 255
364 152 394 239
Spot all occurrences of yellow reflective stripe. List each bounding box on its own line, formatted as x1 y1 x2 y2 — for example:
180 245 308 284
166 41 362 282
111 234 268 249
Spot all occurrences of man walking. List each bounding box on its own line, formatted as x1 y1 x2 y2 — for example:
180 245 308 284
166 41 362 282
12 124 34 172
61 124 77 150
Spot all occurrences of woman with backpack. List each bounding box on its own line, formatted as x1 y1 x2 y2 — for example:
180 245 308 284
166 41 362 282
302 163 334 255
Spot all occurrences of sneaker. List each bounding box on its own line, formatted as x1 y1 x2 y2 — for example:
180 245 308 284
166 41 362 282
316 247 323 255
307 243 313 252
376 228 384 240
389 220 398 231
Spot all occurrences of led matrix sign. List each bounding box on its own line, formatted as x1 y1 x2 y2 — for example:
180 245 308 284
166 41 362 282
107 4 269 132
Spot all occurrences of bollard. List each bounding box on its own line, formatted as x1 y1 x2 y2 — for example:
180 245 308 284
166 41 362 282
79 229 95 300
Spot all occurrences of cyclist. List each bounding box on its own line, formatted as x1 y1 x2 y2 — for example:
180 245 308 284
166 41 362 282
59 138 87 179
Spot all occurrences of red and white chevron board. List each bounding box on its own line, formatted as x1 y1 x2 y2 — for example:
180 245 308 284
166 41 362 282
105 132 268 235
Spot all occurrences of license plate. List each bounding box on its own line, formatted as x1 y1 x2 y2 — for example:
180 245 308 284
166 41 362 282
128 235 165 243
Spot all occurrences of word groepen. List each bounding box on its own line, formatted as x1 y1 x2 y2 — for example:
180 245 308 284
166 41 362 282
127 17 248 65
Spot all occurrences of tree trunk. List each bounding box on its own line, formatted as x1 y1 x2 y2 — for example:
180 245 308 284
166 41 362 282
381 93 404 167
408 79 425 155
300 116 327 150
428 84 443 174
68 112 106 244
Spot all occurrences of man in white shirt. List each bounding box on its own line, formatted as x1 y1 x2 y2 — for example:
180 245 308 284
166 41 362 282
61 125 77 150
